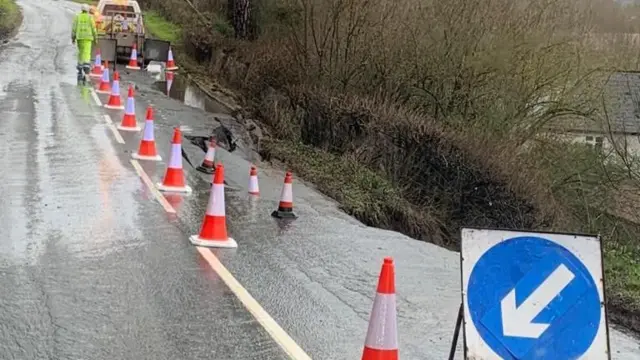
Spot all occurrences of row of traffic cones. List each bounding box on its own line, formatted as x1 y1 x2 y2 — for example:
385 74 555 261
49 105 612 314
125 107 297 239
94 63 125 110
90 56 398 359
125 43 179 70
91 46 179 76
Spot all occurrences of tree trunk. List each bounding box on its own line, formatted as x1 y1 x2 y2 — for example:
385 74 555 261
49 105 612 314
228 0 258 40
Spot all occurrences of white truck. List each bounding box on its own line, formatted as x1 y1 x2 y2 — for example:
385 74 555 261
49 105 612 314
92 0 171 68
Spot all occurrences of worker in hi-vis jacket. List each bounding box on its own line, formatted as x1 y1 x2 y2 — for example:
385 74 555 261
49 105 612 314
71 4 98 82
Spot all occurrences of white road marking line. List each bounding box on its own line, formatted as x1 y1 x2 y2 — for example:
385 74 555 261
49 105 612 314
103 115 125 144
85 56 305 357
90 88 102 106
130 159 176 214
197 247 313 360
108 124 125 144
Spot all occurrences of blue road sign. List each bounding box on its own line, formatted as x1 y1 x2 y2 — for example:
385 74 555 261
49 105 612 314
466 236 601 359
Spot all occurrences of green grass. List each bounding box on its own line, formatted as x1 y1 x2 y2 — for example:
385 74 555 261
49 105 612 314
71 0 95 4
259 139 440 241
143 10 182 43
0 0 20 39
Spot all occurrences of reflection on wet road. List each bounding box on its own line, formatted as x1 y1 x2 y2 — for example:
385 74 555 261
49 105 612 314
0 0 287 359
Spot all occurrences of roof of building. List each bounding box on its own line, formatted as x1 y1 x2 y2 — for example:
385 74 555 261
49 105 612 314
547 71 640 135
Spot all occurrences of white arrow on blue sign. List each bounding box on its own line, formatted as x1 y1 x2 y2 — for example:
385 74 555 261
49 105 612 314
460 228 610 360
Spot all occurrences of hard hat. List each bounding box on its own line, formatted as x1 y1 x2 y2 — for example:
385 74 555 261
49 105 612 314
81 4 89 12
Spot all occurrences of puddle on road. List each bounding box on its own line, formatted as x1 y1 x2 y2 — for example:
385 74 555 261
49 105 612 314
155 73 230 115
153 72 242 157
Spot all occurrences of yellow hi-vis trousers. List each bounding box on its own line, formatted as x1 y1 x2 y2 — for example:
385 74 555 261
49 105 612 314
77 39 92 64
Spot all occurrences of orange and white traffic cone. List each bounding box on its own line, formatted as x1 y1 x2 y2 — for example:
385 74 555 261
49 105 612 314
248 165 259 195
166 71 174 95
117 84 140 131
104 71 124 110
90 49 103 78
126 43 141 70
196 137 216 174
271 171 297 218
132 106 162 161
362 257 399 360
190 163 238 248
157 127 192 193
95 62 111 94
166 47 179 71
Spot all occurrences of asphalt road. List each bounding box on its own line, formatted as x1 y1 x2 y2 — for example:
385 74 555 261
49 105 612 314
0 0 638 359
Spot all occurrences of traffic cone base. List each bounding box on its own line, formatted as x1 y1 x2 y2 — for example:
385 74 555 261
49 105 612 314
189 234 237 248
196 164 215 174
157 182 192 193
126 64 141 70
104 102 124 110
132 152 162 161
116 122 141 132
271 209 297 219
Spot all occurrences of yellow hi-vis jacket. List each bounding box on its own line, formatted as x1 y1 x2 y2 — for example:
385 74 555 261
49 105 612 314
72 12 97 41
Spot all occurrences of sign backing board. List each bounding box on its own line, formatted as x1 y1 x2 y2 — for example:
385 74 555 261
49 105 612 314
144 39 170 63
91 38 117 63
460 228 610 360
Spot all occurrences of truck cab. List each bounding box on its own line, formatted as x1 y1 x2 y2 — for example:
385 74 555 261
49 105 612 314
96 0 145 62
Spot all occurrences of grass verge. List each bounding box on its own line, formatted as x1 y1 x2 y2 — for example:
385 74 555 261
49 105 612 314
143 10 182 44
259 138 439 237
0 0 21 40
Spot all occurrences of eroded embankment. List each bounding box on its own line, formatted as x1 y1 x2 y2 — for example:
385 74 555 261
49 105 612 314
139 3 640 335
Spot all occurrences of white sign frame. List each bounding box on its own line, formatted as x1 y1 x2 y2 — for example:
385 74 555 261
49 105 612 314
460 228 611 359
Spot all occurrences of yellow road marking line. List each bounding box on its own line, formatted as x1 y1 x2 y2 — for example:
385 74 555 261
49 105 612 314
197 247 313 360
130 159 176 214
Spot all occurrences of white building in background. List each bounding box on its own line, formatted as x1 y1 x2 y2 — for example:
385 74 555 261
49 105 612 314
545 71 640 157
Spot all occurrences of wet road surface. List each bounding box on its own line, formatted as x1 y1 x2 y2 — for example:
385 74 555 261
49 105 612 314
0 0 638 359
0 1 287 359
